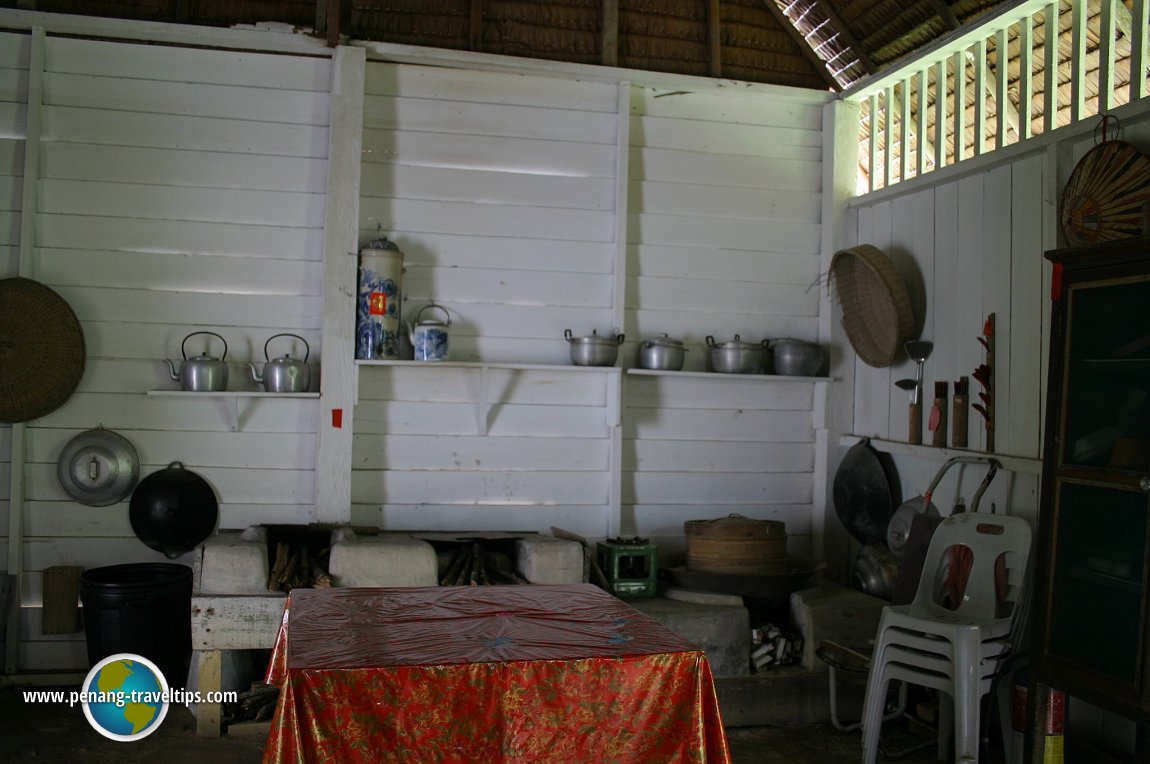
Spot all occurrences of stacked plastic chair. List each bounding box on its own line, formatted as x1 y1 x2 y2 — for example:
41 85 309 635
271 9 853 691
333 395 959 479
860 512 1032 764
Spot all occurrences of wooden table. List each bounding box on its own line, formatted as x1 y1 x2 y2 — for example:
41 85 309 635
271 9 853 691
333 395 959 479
262 583 731 763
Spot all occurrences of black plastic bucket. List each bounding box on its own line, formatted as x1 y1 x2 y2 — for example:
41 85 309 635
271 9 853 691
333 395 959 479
79 563 193 689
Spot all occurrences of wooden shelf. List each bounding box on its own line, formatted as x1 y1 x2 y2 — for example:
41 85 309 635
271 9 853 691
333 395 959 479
355 360 621 434
147 390 320 398
838 434 1044 475
355 359 622 374
626 368 830 381
147 389 319 430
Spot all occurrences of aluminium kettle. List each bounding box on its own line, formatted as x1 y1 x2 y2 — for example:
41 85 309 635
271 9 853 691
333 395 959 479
163 331 229 392
248 333 311 393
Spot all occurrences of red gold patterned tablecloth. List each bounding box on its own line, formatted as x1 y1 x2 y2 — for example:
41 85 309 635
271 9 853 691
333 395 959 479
262 584 731 763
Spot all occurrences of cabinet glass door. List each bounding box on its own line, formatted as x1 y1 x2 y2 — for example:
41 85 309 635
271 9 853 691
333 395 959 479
1062 275 1150 469
1047 480 1147 683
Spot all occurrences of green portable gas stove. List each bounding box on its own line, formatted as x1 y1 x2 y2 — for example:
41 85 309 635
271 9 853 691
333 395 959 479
596 537 658 598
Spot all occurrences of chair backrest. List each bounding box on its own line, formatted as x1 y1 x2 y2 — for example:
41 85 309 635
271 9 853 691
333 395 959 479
908 512 1032 625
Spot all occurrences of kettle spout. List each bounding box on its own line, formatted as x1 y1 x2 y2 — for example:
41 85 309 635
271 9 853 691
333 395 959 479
163 358 180 381
247 362 264 384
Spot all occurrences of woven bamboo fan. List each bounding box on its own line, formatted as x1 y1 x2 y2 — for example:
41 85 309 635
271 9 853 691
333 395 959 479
0 278 86 423
1061 139 1150 246
829 245 916 368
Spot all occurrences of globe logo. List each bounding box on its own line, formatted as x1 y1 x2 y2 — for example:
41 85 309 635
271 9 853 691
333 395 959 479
80 653 170 741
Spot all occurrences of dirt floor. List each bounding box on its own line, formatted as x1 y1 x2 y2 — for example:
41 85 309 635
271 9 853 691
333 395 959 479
0 685 954 763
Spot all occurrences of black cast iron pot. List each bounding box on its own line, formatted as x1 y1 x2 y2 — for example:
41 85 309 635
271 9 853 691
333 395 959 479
129 461 219 558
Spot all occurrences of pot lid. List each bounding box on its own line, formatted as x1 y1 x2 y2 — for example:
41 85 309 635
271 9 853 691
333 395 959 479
708 334 760 349
642 334 684 348
0 278 86 423
684 514 786 539
57 428 140 507
565 329 621 345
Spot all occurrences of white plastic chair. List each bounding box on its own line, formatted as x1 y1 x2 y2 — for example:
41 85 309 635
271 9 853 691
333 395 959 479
860 512 1032 764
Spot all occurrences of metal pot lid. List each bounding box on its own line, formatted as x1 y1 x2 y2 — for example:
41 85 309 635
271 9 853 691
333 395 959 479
57 428 140 507
641 334 685 348
565 329 622 345
708 334 761 349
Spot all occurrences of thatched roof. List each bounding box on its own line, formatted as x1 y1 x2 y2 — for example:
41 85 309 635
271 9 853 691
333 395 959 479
0 0 1018 91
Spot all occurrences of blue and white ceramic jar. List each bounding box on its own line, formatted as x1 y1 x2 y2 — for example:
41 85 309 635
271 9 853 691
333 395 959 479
356 237 404 360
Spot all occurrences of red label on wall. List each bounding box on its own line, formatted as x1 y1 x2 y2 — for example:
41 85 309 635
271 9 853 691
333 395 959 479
369 292 387 316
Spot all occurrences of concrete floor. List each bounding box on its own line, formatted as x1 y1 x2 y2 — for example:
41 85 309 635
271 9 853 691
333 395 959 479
0 686 954 763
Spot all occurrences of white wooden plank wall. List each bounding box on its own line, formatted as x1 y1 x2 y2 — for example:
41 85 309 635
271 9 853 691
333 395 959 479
623 376 817 556
626 87 824 350
0 31 30 575
13 36 330 670
360 64 620 363
354 365 613 536
624 86 825 550
849 152 1048 523
354 64 621 535
845 102 1150 527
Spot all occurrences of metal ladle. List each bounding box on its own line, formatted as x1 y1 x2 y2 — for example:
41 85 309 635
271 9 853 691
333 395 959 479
903 340 934 405
895 341 933 444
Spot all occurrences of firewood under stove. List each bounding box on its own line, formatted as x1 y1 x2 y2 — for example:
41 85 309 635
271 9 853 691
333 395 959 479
267 541 332 592
439 541 529 586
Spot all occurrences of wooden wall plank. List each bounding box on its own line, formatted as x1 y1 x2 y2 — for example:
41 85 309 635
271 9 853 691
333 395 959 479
46 36 332 91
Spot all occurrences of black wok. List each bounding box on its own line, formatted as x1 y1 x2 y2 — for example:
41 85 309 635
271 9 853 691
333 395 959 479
832 439 901 545
129 461 219 558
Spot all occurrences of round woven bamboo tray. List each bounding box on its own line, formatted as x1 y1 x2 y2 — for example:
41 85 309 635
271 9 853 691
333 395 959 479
0 278 86 423
1061 139 1150 246
685 515 788 576
829 244 915 368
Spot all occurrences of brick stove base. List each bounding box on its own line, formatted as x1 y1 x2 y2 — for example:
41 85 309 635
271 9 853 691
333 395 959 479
189 527 585 737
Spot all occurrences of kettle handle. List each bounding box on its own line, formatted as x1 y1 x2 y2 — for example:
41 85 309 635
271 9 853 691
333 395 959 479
264 333 310 363
414 302 451 325
181 331 227 361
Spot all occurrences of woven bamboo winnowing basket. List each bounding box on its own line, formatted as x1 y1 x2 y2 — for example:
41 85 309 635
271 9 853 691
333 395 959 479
828 244 916 368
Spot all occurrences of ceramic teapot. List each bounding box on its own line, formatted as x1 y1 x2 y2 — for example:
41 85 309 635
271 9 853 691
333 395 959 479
407 303 451 361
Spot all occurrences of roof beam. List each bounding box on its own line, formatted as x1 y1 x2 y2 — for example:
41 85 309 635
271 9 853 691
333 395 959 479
601 0 618 66
707 0 722 77
762 0 841 90
928 0 961 30
811 0 876 74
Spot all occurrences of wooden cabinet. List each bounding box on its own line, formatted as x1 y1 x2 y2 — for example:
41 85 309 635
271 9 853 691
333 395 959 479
1029 237 1150 752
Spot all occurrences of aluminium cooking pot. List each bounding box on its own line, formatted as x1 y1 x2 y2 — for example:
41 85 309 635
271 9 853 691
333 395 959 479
249 333 311 393
129 461 219 559
770 338 826 376
636 334 687 370
706 335 766 374
565 329 624 366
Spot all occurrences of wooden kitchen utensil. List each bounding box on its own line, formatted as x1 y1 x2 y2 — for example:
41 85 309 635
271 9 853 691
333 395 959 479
930 381 948 447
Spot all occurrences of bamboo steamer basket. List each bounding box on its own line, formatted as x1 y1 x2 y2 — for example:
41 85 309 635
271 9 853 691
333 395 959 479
685 515 788 576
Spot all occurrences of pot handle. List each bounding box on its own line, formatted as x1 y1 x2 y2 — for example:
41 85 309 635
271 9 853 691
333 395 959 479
564 329 574 343
264 333 310 363
181 331 227 361
705 335 716 347
414 302 451 325
613 332 625 345
761 339 771 349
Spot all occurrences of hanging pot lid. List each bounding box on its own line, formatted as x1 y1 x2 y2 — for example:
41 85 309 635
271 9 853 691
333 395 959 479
0 277 86 423
57 427 140 507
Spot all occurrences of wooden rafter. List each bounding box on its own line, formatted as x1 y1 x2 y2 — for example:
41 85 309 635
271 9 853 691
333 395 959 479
601 0 618 67
815 0 876 75
761 0 841 90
